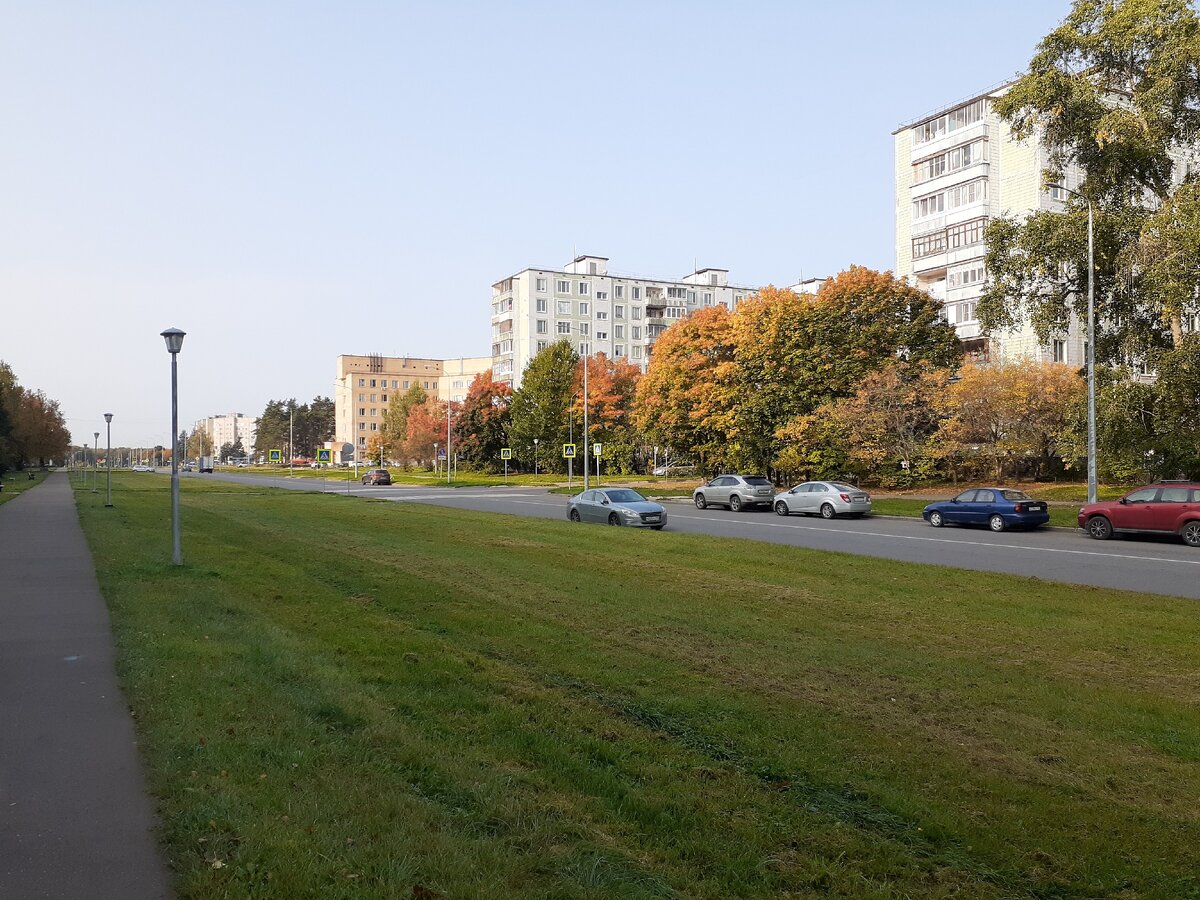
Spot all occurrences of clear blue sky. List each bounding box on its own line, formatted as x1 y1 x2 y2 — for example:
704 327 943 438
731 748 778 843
0 0 1069 447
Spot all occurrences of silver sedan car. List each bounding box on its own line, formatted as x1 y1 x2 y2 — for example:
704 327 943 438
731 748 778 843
567 488 667 529
692 474 776 511
773 481 872 518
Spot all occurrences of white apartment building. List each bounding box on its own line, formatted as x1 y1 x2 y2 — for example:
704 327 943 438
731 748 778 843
894 84 1088 365
490 255 760 388
334 354 492 460
191 413 257 456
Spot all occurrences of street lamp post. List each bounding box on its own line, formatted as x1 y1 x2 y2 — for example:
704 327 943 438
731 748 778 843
1054 184 1098 504
104 413 113 507
161 327 186 566
582 350 590 491
533 438 539 477
92 432 99 492
446 397 452 486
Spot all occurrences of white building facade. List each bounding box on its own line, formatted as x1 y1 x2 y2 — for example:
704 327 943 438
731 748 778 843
191 413 257 456
491 255 760 388
894 85 1087 365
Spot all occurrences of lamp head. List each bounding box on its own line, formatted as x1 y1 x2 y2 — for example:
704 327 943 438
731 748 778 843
94 432 100 441
104 413 113 424
160 327 186 354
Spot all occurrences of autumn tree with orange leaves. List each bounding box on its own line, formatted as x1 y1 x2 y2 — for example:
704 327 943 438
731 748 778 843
571 352 643 473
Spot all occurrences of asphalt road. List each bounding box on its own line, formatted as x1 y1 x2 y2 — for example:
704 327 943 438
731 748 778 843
189 471 1200 599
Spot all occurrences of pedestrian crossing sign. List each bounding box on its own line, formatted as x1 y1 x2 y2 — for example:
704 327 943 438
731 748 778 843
269 449 282 462
316 449 331 463
562 443 576 459
501 448 512 459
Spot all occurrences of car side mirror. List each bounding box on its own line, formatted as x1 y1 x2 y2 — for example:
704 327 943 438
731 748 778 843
951 498 959 504
1119 497 1128 505
601 498 610 505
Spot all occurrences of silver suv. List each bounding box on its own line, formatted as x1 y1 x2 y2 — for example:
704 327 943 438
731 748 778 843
693 474 775 512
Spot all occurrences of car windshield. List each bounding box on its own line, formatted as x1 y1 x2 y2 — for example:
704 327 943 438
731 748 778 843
605 489 646 503
745 477 772 486
1001 490 1031 501
831 482 859 492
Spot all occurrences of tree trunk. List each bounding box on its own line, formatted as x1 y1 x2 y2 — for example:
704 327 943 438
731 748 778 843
1171 313 1184 348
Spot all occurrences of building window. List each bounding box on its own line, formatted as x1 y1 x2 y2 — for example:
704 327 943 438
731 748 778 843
614 285 624 299
557 321 571 334
370 379 377 387
578 281 590 296
536 277 547 291
381 394 388 402
632 326 641 340
614 324 624 338
632 345 643 359
358 393 365 402
370 408 377 416
596 310 608 320
579 342 590 355
536 319 548 334
912 98 985 145
947 217 987 250
632 306 643 320
557 300 571 315
403 381 409 389
359 408 365 416
536 298 547 313
596 330 608 340
579 323 590 335
614 345 625 357
1052 339 1066 363
537 340 547 352
703 292 712 305
579 302 589 316
369 394 376 402
913 230 948 259
359 423 365 431
667 286 687 299
614 304 624 319
687 290 696 303
556 279 571 293
370 422 378 431
424 382 431 389
947 263 985 289
596 291 607 300
632 287 641 300
358 378 365 387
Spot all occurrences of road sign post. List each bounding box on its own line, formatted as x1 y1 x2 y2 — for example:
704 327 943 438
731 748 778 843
269 449 282 465
501 447 511 480
593 443 602 484
563 443 576 489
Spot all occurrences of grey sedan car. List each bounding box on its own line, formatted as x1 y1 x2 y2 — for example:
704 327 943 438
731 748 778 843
692 474 775 511
773 481 871 518
568 488 667 529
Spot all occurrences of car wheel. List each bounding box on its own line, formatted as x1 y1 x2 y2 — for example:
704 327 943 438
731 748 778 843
730 495 743 512
774 500 789 516
651 525 664 531
569 509 581 522
929 510 944 528
608 513 621 526
1182 521 1200 547
820 503 835 519
1086 515 1113 541
694 493 707 510
989 514 1006 533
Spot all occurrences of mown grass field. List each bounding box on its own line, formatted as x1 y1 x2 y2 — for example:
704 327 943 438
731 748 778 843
0 466 50 505
75 475 1200 898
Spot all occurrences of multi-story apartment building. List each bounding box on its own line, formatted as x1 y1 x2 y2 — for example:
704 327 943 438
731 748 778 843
191 413 257 456
334 354 491 459
894 84 1088 365
490 255 760 388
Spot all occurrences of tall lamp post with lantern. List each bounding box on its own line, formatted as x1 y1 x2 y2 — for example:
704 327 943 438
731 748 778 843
92 432 100 493
161 328 186 565
103 413 114 507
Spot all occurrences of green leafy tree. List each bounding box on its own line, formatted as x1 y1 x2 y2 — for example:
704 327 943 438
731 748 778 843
982 0 1200 353
383 382 427 447
509 340 578 473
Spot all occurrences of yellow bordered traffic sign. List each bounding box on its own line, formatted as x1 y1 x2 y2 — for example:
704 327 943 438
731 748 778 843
562 443 576 459
500 448 512 459
269 449 282 462
593 443 602 458
316 448 331 463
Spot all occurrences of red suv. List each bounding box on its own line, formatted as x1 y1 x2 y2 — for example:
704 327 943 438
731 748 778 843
1078 481 1200 546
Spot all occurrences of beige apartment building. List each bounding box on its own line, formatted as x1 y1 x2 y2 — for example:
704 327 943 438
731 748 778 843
334 354 491 460
894 83 1087 364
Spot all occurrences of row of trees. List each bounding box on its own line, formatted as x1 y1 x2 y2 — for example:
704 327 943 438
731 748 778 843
0 362 70 474
254 397 335 458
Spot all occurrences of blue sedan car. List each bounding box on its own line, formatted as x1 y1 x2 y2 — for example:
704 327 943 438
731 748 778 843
922 488 1050 532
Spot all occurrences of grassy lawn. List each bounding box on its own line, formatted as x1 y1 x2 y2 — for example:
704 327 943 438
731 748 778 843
74 477 1200 898
0 467 51 505
224 466 570 488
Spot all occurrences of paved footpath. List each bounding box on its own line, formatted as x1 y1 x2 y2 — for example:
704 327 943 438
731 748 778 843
0 473 172 898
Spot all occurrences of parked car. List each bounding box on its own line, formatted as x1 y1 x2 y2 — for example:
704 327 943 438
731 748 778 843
923 488 1050 531
131 464 154 473
652 462 696 477
568 488 666 529
1078 480 1200 546
362 468 392 486
182 462 194 473
693 474 775 511
774 481 871 518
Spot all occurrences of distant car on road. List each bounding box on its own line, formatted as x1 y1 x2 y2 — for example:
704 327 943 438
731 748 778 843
568 488 666 528
131 464 154 472
1078 480 1200 545
181 462 194 472
693 474 775 511
362 468 391 486
773 481 871 518
652 462 695 477
923 488 1049 532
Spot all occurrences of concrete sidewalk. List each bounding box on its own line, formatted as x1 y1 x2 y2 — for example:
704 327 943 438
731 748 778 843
0 473 172 899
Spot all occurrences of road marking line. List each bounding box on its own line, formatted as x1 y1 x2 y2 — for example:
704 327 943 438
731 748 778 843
667 513 1200 567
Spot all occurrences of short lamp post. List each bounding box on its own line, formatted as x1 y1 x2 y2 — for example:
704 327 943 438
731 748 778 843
92 432 100 493
533 438 539 477
161 327 186 566
104 413 113 507
1052 183 1098 504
